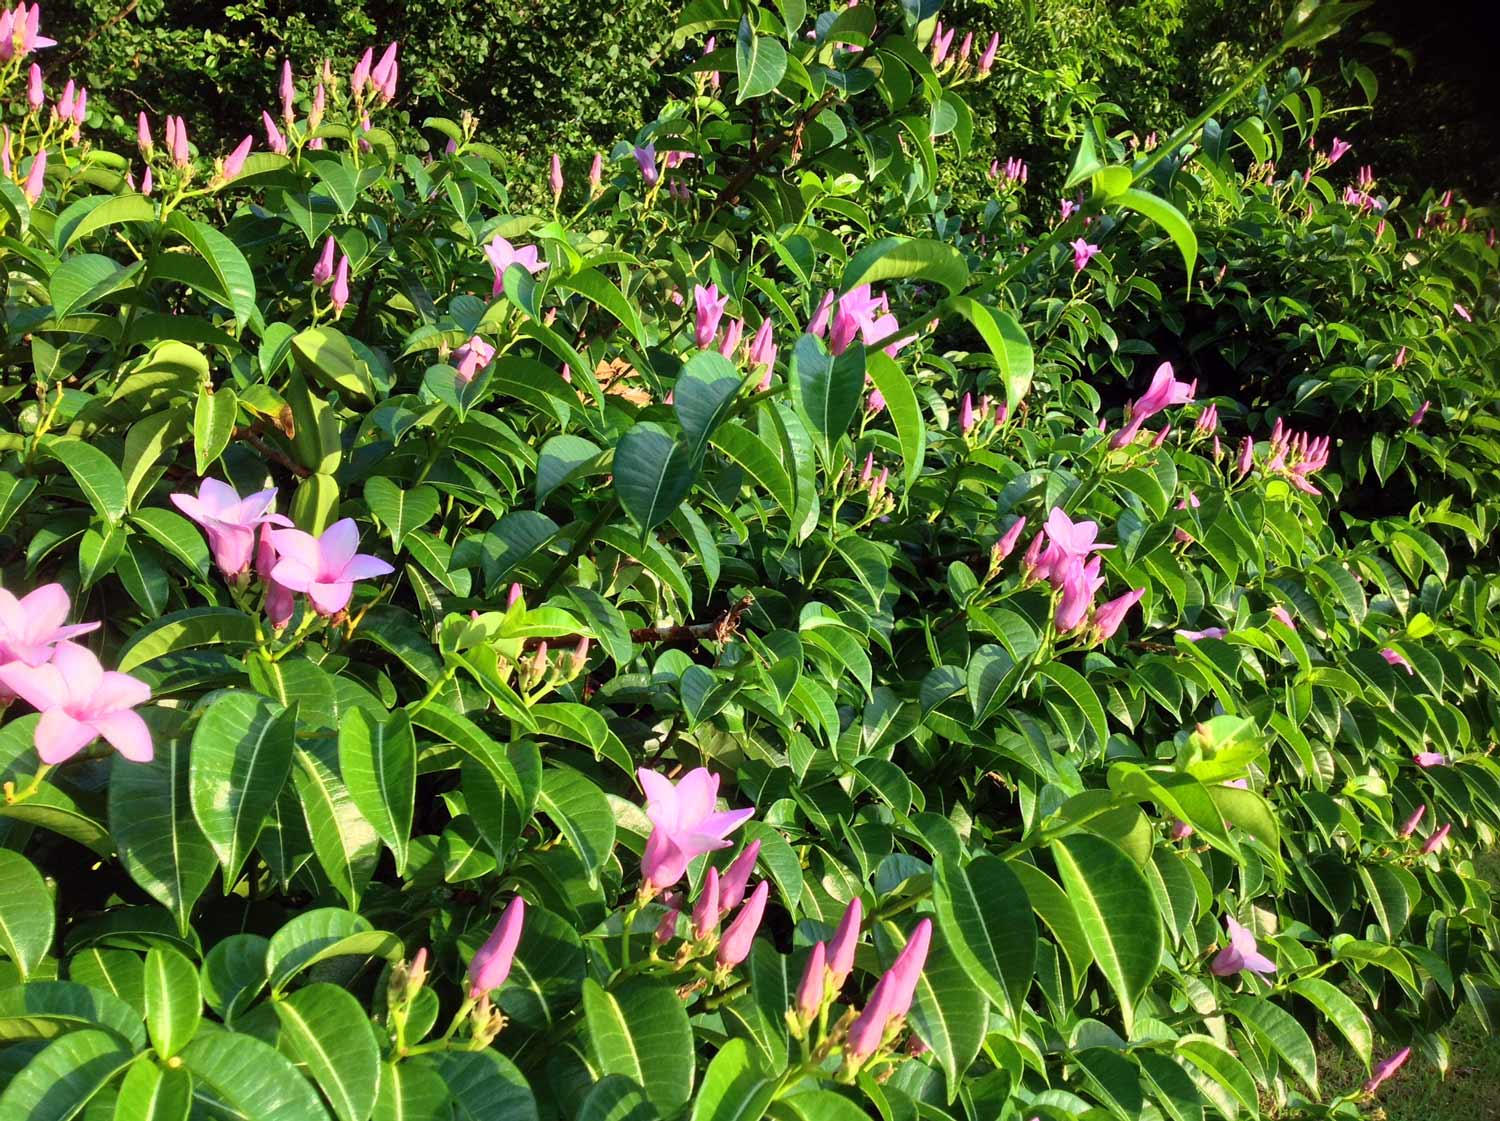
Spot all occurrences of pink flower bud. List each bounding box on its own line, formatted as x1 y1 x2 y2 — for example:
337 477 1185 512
352 47 373 93
1399 804 1426 838
796 941 826 1018
691 867 720 940
310 83 326 131
223 135 253 179
589 152 603 190
845 973 894 1062
960 392 975 433
716 881 768 967
141 166 152 196
827 898 862 988
137 111 152 153
507 583 524 610
280 60 295 122
1363 1047 1411 1094
571 636 590 674
26 63 41 111
885 918 931 1017
262 111 288 156
550 153 563 198
22 148 45 202
1422 823 1451 854
313 235 337 286
330 254 350 315
717 840 759 914
468 896 525 997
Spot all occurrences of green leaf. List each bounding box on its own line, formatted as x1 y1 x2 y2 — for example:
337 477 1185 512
1118 188 1198 284
61 193 157 250
689 1038 776 1121
839 236 968 295
189 691 297 888
583 979 696 1112
864 351 926 489
614 421 698 531
735 16 788 102
930 853 1035 1021
292 742 381 910
0 980 147 1050
0 1029 135 1121
364 477 439 553
0 851 53 979
554 269 648 352
273 984 381 1121
117 607 258 673
709 424 796 520
193 386 238 475
291 326 374 403
537 435 603 504
1229 993 1318 1091
44 437 127 524
143 946 201 1058
1289 978 1372 1068
181 1028 334 1121
114 1061 193 1121
885 919 984 1102
535 766 616 889
944 297 1034 415
1037 661 1109 750
578 1076 659 1121
1050 833 1163 1036
674 350 743 464
266 909 400 993
49 253 143 320
428 1051 538 1121
789 334 864 457
372 1062 450 1121
338 709 415 875
167 212 257 328
1064 124 1105 188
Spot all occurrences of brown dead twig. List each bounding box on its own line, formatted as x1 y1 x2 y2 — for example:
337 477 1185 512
519 594 755 652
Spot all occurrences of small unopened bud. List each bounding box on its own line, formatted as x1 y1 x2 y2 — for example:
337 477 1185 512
571 636 591 676
406 947 429 1001
507 583 524 611
531 641 549 684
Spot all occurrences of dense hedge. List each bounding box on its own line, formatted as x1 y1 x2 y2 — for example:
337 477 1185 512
0 0 1498 1118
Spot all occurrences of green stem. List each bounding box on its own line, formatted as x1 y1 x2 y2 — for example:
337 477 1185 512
536 498 619 599
407 664 458 715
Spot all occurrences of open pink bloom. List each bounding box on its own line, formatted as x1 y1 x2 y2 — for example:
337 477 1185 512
638 766 755 891
1092 587 1145 641
485 236 546 297
1363 1047 1411 1094
0 641 151 764
717 880 768 967
1381 647 1414 675
269 518 394 615
1409 400 1430 427
1133 361 1196 421
796 942 826 1018
171 479 292 577
633 142 658 186
468 896 524 997
452 335 496 383
1399 804 1426 838
1413 752 1447 768
718 839 760 914
1060 199 1077 220
222 135 253 179
1071 237 1099 272
1454 302 1472 322
1422 823 1451 854
1210 915 1275 976
0 585 99 667
1327 137 1351 164
826 898 862 988
1055 555 1104 633
885 918 932 1017
0 2 56 60
846 973 895 1061
1177 627 1227 642
1033 507 1111 586
693 283 728 349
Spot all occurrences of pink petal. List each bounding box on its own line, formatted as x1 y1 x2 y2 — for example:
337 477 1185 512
316 518 361 576
307 580 353 615
1243 950 1276 973
638 769 679 826
35 708 100 763
197 478 243 515
90 710 153 762
18 583 71 636
49 641 103 702
340 554 394 581
269 557 316 593
0 588 26 637
0 661 68 711
269 527 322 572
674 768 720 826
698 806 755 840
92 670 151 715
230 487 281 524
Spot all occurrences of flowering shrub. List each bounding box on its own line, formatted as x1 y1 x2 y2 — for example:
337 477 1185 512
0 1 1497 1119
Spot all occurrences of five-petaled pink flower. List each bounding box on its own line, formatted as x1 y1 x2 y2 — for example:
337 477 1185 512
1070 237 1099 272
694 283 728 349
638 766 755 892
1209 915 1275 976
468 895 525 998
452 335 496 383
172 479 293 578
1327 137 1351 164
484 236 546 297
0 641 151 764
269 518 394 615
0 584 99 667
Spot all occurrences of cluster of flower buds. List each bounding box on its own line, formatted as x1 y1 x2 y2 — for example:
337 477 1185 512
929 20 998 76
655 843 769 984
310 234 353 314
1258 418 1331 495
988 156 1028 185
845 452 892 516
0 584 153 767
959 391 1006 440
1128 131 1159 152
1341 185 1375 213
1194 403 1219 435
173 478 392 628
350 42 399 106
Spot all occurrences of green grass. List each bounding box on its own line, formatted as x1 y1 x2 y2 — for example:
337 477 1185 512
1315 1009 1500 1120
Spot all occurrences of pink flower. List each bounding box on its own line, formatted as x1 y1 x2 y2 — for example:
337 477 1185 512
1209 915 1275 976
978 31 999 73
633 143 658 186
485 236 546 297
1177 627 1227 642
171 479 292 577
255 528 294 629
1398 804 1426 838
330 254 350 315
1394 346 1408 368
1328 137 1351 164
1381 647 1414 675
26 63 41 110
1055 555 1104 633
0 2 55 60
994 517 1027 564
549 153 563 198
262 112 288 156
929 19 955 66
310 83 325 131
885 918 931 1017
718 317 744 360
1413 752 1447 768
637 766 755 891
1060 199 1077 220
351 47 372 93
1092 587 1145 641
1132 361 1196 420
1408 400 1429 427
0 585 99 667
452 335 496 383
269 518 394 615
717 880 768 967
826 898 862 988
845 973 895 1061
1170 820 1194 841
747 319 776 373
718 839 759 914
588 152 603 191
279 60 295 121
1074 238 1098 274
960 392 976 434
312 235 337 286
136 111 152 153
694 283 728 349
370 42 398 101
1422 823 1451 854
467 896 524 997
1270 606 1295 629
222 135 253 179
796 942 826 1019
0 641 151 764
22 148 44 203
808 289 835 337
1363 1047 1411 1094
1454 302 1472 322
1236 435 1254 478
691 866 720 940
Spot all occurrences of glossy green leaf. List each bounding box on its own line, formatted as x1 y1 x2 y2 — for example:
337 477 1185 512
273 984 381 1121
930 853 1035 1021
0 850 53 979
143 946 201 1058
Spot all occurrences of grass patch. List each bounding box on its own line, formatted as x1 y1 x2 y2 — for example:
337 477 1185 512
1316 1008 1500 1119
